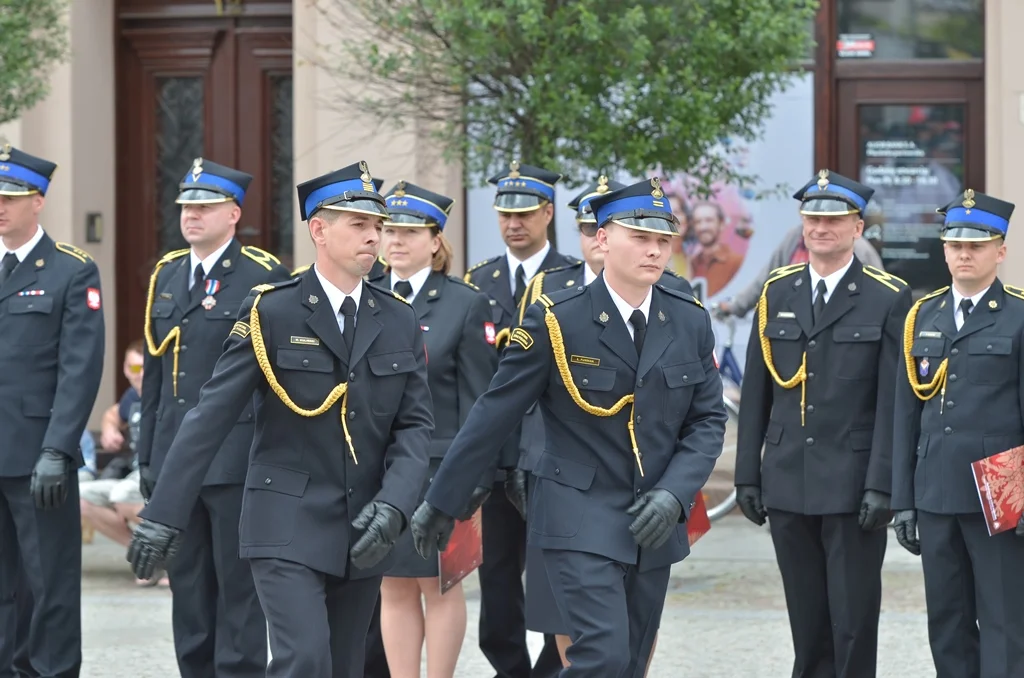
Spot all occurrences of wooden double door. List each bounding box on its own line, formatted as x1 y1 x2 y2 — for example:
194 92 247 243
115 0 293 367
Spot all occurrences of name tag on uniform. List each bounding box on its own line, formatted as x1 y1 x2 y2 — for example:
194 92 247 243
159 292 173 299
290 336 320 346
570 355 601 367
776 311 796 319
918 331 942 338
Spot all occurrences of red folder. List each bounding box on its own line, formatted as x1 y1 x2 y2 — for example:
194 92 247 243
688 491 711 546
438 508 483 594
970 445 1024 536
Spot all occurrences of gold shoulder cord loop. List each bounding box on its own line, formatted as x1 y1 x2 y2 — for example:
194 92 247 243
543 305 642 475
249 292 358 464
143 251 188 397
517 272 546 326
757 267 808 425
902 287 950 413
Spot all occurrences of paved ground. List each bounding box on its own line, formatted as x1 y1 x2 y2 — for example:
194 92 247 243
80 516 936 677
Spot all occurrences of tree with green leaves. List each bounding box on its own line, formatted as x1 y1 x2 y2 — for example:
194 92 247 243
315 0 817 192
0 0 69 124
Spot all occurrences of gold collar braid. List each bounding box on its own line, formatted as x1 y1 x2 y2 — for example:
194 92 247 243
248 290 358 464
541 297 643 476
902 286 950 413
144 250 188 397
757 265 808 425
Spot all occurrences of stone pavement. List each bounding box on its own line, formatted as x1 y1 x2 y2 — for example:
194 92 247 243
80 516 936 677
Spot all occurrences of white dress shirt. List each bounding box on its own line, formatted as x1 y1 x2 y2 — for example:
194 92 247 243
507 241 551 295
188 238 233 289
389 265 432 303
1 225 44 262
808 255 855 304
314 264 363 333
605 282 653 340
951 285 989 331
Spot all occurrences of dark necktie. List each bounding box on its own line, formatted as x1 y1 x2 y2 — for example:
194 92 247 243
191 264 206 301
812 279 827 324
959 298 974 329
630 309 647 357
0 252 18 288
514 264 527 305
340 296 357 361
393 280 413 301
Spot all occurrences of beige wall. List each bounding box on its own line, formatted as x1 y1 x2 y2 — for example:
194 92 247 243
987 0 1024 284
291 0 466 274
12 0 117 429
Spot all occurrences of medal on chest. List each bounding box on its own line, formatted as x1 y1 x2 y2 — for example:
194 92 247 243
201 279 220 311
919 357 929 377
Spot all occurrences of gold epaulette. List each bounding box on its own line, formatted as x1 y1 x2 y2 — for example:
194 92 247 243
55 242 94 264
463 256 499 283
863 265 907 292
291 264 310 277
143 249 190 397
657 284 704 309
248 286 358 465
241 245 281 271
757 263 808 424
902 287 951 408
1005 284 1024 302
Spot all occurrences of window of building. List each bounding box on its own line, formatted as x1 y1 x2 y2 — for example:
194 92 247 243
836 0 983 60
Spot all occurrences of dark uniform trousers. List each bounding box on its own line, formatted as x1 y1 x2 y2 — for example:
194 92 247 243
426 275 726 677
138 240 290 677
140 271 432 678
893 281 1024 678
0 235 104 678
736 260 912 678
363 270 499 677
464 249 579 678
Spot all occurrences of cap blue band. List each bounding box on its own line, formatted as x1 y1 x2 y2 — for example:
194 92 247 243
386 194 448 228
497 176 555 201
304 178 379 219
805 183 867 211
183 173 245 203
944 206 1009 235
0 163 50 194
577 193 602 218
595 194 672 227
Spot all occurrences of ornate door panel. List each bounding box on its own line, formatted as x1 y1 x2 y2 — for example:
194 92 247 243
115 5 292 376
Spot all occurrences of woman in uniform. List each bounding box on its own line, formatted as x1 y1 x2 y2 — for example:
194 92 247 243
371 180 498 678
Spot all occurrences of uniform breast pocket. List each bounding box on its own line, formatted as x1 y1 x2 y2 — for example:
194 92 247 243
367 350 417 415
5 296 56 345
149 300 177 338
662 360 706 424
558 363 618 420
763 319 804 374
967 336 1014 384
833 325 882 379
204 297 244 322
240 464 309 546
274 347 337 406
909 336 946 382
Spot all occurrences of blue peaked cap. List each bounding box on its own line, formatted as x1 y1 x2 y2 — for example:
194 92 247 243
0 144 57 196
938 189 1015 242
177 158 253 206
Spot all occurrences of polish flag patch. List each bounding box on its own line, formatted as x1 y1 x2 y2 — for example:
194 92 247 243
86 287 101 310
484 322 496 345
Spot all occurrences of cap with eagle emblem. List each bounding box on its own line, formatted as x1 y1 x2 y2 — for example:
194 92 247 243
587 177 681 235
936 188 1015 242
567 175 627 225
176 157 253 206
793 169 874 216
296 160 388 221
487 160 562 213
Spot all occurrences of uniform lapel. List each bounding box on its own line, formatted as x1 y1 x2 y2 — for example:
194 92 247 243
0 235 48 303
592 275 637 370
808 259 861 338
349 282 382 367
930 290 958 343
782 268 814 338
172 255 192 315
955 281 1001 341
483 255 517 319
414 271 444 322
637 289 673 380
301 271 349 366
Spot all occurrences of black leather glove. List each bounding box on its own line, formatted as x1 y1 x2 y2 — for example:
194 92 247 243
892 510 920 556
1016 514 1023 538
458 485 491 521
138 464 158 502
126 519 182 580
505 469 528 520
627 488 682 549
30 449 70 510
859 489 892 531
350 501 404 570
411 501 455 559
735 485 766 526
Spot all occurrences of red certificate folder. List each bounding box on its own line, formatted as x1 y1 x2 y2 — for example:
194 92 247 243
688 491 711 546
971 445 1024 536
439 508 483 595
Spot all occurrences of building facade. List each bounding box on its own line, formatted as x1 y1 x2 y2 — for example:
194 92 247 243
1 0 1019 423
